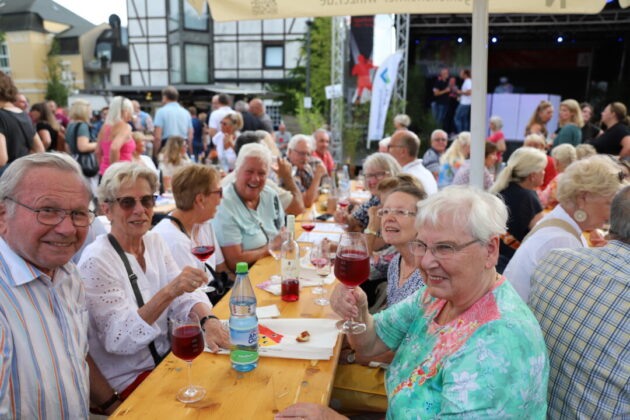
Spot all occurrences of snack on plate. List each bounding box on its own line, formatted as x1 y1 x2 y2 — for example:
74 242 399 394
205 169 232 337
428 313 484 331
296 331 311 343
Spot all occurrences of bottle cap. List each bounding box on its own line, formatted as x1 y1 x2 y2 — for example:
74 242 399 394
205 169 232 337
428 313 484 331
235 262 248 274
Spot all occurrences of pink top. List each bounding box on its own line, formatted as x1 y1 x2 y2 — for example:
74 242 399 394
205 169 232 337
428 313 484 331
486 130 505 162
313 150 335 175
99 124 135 175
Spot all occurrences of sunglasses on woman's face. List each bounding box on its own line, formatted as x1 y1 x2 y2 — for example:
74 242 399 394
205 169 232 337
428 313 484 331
108 195 157 211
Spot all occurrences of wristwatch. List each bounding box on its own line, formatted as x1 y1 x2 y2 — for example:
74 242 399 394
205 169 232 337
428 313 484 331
199 315 219 331
346 350 356 364
98 391 121 412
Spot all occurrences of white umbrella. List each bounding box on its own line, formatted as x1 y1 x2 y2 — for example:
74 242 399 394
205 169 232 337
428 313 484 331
202 0 606 187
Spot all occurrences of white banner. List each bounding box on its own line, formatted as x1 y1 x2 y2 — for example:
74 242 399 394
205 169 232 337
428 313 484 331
368 51 403 142
206 0 605 21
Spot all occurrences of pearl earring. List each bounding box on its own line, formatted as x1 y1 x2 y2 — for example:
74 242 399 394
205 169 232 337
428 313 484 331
574 209 587 223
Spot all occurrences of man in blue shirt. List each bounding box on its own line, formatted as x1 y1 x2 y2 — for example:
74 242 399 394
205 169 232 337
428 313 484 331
153 86 193 156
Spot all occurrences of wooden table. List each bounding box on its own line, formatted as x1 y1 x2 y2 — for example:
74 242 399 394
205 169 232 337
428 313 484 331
111 236 343 419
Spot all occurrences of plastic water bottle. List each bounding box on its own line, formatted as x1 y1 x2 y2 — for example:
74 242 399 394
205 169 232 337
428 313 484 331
280 215 300 302
229 262 259 372
339 164 351 197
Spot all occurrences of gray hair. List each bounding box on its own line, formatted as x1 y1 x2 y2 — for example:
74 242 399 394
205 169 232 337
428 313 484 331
98 162 158 203
551 143 577 169
393 114 411 128
363 152 401 176
235 143 272 172
490 147 547 193
0 153 90 216
489 115 503 130
234 100 249 113
430 129 447 141
557 155 625 207
288 134 313 151
416 186 507 243
610 185 630 242
312 128 330 139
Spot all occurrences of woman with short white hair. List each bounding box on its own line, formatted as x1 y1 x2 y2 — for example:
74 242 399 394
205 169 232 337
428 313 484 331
486 115 506 163
505 155 626 301
490 147 547 272
211 143 285 271
393 114 411 131
538 143 577 209
438 131 471 188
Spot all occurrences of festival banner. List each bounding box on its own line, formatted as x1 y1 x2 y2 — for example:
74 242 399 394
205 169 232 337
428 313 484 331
367 51 403 142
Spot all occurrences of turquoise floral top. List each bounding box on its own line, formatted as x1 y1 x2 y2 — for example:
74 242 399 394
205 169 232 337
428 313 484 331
374 277 549 419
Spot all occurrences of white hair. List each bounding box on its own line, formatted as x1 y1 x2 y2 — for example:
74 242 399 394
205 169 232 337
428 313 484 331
106 96 133 125
235 143 272 172
550 143 577 169
489 115 503 130
98 162 158 203
363 152 401 176
416 186 508 243
490 147 548 193
430 129 447 141
287 134 314 151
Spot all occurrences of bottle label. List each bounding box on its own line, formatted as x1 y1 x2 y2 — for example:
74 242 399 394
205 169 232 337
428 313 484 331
230 349 259 365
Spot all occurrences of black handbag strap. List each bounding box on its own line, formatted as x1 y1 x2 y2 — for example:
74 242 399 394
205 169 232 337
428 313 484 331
107 234 164 367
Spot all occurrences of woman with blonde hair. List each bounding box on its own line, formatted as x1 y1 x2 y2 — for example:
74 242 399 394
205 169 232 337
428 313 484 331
505 155 626 301
97 96 135 177
490 147 547 272
159 135 191 190
576 143 597 159
66 99 98 191
437 131 470 188
393 114 411 131
590 101 630 157
525 100 553 138
553 99 584 147
213 111 243 172
538 143 577 209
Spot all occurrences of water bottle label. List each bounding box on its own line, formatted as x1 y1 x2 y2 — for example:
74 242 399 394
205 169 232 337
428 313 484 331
230 349 259 365
230 325 258 346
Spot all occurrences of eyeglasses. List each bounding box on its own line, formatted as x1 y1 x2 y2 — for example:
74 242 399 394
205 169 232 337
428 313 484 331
4 197 95 227
387 144 406 151
376 208 416 217
408 239 480 259
365 171 388 180
208 188 223 198
106 195 157 211
291 149 310 157
433 137 448 142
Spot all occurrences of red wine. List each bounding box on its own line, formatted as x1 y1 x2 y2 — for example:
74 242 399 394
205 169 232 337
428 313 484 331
334 251 369 287
281 279 299 302
311 257 328 269
338 200 350 208
301 223 315 232
192 246 215 261
171 325 204 361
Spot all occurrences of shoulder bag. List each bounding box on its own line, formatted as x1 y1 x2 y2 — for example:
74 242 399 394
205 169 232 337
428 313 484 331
71 122 99 177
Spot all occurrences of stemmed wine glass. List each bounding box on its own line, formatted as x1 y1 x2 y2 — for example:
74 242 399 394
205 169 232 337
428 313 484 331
301 208 316 243
334 232 370 334
170 312 206 403
191 223 216 293
310 240 331 305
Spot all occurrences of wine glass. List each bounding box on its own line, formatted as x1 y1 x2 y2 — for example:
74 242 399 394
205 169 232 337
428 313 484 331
170 312 206 403
301 208 316 244
191 223 216 293
334 232 370 334
310 240 330 305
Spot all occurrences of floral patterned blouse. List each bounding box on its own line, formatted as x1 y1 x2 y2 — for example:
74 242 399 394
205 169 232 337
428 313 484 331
374 277 549 419
386 253 424 306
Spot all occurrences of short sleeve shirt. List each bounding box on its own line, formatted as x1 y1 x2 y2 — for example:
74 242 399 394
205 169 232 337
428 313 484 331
66 122 92 154
212 183 285 251
374 278 549 419
154 102 193 140
433 78 449 105
0 109 35 162
589 123 630 155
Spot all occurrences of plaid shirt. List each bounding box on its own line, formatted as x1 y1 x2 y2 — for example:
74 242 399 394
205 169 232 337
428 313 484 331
529 240 630 419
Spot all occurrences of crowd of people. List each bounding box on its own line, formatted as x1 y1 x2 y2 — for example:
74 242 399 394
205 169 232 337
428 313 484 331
0 66 628 420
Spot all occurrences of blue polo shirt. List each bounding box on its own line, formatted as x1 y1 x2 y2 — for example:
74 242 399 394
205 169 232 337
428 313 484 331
153 102 192 140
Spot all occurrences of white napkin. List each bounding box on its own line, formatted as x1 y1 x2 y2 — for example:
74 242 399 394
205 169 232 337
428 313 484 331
297 231 341 244
256 304 280 319
212 318 339 360
350 190 371 200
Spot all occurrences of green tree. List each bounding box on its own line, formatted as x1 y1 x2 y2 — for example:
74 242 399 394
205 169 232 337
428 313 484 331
45 40 69 107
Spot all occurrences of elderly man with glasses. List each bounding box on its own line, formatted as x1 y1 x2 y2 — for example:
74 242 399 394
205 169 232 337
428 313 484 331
286 134 327 208
0 153 126 417
387 130 438 195
422 129 449 179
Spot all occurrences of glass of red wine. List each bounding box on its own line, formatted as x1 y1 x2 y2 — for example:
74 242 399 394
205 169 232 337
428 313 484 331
310 240 330 305
334 232 370 334
171 312 206 403
191 223 216 293
301 208 316 244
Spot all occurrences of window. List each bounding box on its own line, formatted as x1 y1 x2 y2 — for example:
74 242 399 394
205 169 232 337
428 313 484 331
185 44 208 83
263 44 283 68
170 45 181 84
184 0 208 31
168 0 180 32
0 43 10 75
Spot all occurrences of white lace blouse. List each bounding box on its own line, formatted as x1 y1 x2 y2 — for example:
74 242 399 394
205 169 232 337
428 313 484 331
78 232 211 392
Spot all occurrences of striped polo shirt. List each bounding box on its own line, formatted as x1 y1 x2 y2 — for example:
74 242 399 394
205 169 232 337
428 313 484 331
0 238 89 419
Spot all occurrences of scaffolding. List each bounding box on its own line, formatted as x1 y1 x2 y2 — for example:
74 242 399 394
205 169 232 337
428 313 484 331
393 14 410 116
330 16 347 161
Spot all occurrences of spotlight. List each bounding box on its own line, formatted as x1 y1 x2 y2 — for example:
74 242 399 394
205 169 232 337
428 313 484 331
491 36 498 44
556 36 564 43
415 39 420 44
618 37 624 42
457 37 463 44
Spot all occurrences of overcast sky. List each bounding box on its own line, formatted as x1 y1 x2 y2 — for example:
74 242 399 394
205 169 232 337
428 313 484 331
54 0 128 26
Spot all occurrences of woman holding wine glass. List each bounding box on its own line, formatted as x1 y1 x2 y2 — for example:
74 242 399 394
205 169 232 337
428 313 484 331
79 162 229 402
153 164 229 295
328 186 549 417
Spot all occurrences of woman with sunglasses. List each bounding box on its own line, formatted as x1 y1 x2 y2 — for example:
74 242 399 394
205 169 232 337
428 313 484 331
79 162 228 401
285 187 549 419
505 155 626 302
153 164 228 279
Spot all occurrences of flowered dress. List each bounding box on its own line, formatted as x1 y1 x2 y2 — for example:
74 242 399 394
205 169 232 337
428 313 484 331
374 277 549 419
